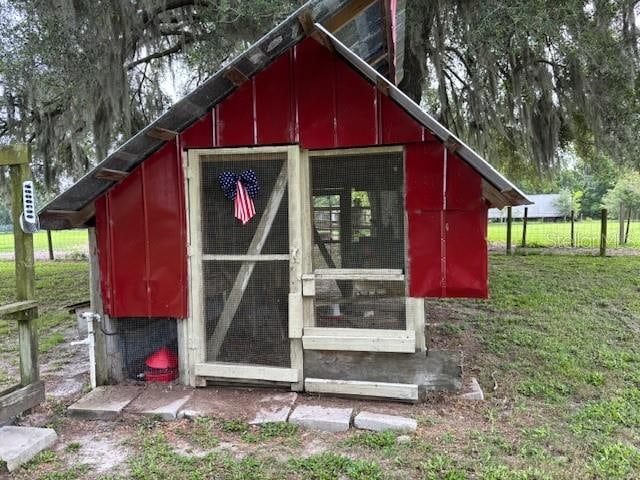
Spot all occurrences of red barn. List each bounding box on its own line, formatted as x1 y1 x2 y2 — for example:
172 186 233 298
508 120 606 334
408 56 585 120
40 0 529 401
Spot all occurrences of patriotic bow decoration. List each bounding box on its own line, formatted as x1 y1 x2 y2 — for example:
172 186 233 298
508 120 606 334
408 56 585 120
218 170 259 225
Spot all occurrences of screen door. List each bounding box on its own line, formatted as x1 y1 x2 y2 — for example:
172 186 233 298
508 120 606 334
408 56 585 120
193 148 293 368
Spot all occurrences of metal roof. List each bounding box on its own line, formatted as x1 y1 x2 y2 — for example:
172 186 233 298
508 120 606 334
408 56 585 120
40 0 529 230
489 194 562 219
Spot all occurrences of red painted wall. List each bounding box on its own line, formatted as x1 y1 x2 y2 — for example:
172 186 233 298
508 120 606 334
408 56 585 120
96 36 488 318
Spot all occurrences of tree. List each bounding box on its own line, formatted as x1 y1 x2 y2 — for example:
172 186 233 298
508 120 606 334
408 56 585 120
602 172 640 217
603 171 640 243
0 0 638 197
400 0 640 176
0 0 298 191
554 189 581 218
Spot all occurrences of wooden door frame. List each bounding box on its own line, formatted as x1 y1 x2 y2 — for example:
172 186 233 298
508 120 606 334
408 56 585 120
182 145 305 388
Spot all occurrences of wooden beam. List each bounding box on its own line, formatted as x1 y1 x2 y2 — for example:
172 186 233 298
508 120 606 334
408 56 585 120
94 168 129 182
146 126 178 141
0 144 29 167
0 381 45 425
444 136 461 152
376 78 391 96
195 363 299 383
224 66 249 87
208 162 289 359
0 301 37 318
42 203 95 227
302 328 415 352
202 254 289 262
304 378 419 401
297 9 316 35
323 0 378 32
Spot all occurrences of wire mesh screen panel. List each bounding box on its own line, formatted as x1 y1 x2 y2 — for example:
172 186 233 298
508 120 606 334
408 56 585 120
199 151 290 367
112 318 179 381
310 150 406 330
311 152 405 270
200 153 289 255
203 261 290 366
315 279 406 329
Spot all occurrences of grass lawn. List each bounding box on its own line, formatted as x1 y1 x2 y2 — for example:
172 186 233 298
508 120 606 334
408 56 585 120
488 219 640 248
2 256 640 479
0 260 89 388
0 229 88 254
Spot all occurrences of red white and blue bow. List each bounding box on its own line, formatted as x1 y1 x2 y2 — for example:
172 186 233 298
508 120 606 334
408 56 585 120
218 170 259 225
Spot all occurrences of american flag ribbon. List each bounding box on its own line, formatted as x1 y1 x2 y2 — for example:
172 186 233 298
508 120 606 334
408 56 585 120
218 170 259 225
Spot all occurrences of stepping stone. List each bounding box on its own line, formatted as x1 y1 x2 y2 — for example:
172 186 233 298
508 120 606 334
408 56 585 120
0 426 57 472
354 411 417 433
249 392 297 425
288 405 353 432
459 377 484 401
126 385 193 420
68 386 143 420
178 388 296 423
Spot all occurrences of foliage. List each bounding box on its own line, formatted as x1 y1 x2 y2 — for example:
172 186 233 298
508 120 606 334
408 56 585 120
553 189 581 217
0 0 299 191
602 171 640 217
401 0 640 177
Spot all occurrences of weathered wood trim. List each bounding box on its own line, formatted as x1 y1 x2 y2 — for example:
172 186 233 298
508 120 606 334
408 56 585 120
195 363 299 383
302 276 316 297
224 66 249 86
191 146 295 158
406 297 426 352
202 254 290 262
89 228 107 386
297 9 315 35
94 168 129 182
0 301 37 318
0 144 29 166
310 145 403 158
186 149 206 386
0 381 45 425
323 0 377 32
146 127 178 141
302 328 415 353
289 293 303 339
304 378 419 401
313 269 405 281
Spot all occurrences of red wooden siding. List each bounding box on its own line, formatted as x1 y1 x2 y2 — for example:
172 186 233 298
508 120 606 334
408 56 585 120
95 35 489 319
95 140 188 317
405 145 488 298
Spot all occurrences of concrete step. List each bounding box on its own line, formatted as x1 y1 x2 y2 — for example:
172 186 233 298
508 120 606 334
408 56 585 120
0 426 57 472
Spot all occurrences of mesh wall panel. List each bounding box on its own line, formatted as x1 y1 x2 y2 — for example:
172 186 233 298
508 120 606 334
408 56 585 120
200 152 290 367
200 154 288 255
203 261 290 366
315 279 406 329
113 318 178 380
311 152 405 270
311 151 406 330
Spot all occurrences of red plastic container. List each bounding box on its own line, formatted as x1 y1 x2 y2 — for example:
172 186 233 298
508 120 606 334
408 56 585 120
144 347 178 382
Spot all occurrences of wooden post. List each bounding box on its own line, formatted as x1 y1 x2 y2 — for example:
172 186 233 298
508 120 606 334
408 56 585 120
506 206 513 255
625 208 631 244
570 209 575 248
521 207 528 248
47 230 54 260
600 208 607 257
6 146 39 387
619 203 625 245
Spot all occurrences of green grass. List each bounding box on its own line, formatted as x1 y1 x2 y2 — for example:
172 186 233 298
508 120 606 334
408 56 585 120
0 260 89 388
3 256 640 479
0 230 88 255
488 219 640 248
